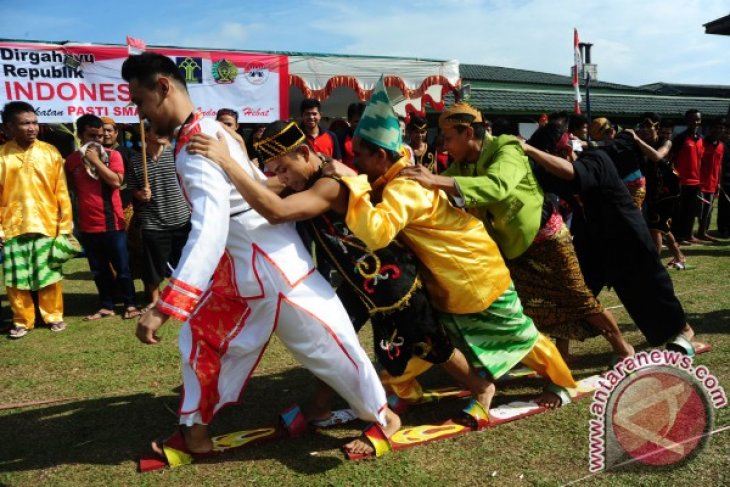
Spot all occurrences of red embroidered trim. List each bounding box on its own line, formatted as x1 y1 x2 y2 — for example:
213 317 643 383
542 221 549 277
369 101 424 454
158 285 199 320
169 277 204 297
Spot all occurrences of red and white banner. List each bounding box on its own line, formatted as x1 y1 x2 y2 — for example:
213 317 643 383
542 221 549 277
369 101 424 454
0 41 289 123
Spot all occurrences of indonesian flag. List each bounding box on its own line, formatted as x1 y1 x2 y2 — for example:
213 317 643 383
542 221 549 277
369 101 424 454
573 28 582 114
126 36 146 55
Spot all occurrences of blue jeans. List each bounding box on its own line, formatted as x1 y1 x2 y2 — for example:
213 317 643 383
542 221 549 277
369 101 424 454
80 230 135 309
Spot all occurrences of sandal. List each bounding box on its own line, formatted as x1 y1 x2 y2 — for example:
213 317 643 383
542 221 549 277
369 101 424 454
83 309 115 321
50 322 67 332
123 307 143 320
9 326 29 339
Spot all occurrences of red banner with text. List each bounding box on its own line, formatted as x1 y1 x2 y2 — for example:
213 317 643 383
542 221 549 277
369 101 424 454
0 41 289 123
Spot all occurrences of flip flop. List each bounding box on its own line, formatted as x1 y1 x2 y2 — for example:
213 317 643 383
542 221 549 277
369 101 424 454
309 408 357 428
666 334 698 357
123 307 143 320
83 310 115 321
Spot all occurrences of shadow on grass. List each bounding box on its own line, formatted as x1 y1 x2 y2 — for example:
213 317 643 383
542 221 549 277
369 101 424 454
688 308 730 336
0 366 359 475
680 246 730 258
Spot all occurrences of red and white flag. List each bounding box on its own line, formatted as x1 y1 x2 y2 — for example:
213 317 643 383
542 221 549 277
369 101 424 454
572 28 582 114
126 36 146 55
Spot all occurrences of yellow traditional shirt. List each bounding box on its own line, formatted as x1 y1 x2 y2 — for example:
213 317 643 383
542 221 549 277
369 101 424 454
0 140 73 240
342 157 511 314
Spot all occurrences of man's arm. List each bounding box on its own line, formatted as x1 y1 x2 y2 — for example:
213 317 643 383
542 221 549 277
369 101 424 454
522 144 576 180
341 176 424 250
401 138 529 207
52 148 73 235
126 152 152 203
399 164 460 196
86 147 123 188
625 129 671 162
187 132 337 223
154 152 231 324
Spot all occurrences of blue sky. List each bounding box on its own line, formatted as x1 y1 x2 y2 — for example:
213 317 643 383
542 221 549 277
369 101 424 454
2 0 729 86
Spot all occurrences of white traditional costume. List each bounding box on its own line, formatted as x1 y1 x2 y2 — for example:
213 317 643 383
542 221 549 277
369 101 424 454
158 113 387 426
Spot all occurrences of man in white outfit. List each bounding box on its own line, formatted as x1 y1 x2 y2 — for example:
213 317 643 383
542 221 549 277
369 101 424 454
123 53 400 460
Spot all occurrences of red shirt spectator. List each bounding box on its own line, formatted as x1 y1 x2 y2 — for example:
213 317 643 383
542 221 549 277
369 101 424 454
65 147 125 233
673 132 704 186
299 98 342 160
305 127 341 159
700 138 724 193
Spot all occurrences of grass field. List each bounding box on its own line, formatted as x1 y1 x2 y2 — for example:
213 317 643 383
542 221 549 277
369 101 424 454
1 238 728 487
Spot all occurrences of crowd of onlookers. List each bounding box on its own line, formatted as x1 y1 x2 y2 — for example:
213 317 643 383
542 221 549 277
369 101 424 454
1 96 727 339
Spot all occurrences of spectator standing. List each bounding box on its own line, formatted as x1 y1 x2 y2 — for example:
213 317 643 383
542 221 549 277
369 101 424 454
299 98 341 160
65 114 140 320
718 129 730 238
672 109 704 244
696 117 725 241
128 124 191 307
101 117 135 210
568 113 589 153
631 114 685 268
1 101 75 338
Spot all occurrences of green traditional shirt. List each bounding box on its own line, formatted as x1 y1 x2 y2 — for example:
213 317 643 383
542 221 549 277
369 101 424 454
444 134 544 259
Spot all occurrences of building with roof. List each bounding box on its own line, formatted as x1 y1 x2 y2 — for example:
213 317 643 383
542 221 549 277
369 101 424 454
456 64 730 130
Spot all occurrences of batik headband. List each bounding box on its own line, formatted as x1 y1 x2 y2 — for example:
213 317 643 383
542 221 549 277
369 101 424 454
255 121 306 164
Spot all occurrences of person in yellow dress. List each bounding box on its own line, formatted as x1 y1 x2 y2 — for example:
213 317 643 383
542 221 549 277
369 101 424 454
1 102 75 338
323 79 577 454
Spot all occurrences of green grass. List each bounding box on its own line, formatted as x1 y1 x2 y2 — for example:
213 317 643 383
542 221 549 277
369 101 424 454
0 240 728 487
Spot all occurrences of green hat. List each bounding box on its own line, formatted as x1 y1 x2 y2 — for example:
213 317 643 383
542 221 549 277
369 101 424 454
354 76 402 153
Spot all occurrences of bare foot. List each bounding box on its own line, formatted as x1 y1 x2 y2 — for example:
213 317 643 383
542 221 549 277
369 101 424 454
150 425 213 462
342 407 401 455
535 390 563 409
474 380 496 411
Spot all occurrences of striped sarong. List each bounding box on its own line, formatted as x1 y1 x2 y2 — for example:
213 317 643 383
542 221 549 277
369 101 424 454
3 234 77 290
438 283 539 379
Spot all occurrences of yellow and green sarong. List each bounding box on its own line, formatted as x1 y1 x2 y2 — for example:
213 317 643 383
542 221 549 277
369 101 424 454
3 234 78 290
438 283 540 380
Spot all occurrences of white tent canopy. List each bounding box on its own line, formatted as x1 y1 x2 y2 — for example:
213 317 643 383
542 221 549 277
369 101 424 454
287 54 460 118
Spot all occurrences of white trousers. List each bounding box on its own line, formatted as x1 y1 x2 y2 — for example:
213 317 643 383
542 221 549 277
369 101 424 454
178 251 387 426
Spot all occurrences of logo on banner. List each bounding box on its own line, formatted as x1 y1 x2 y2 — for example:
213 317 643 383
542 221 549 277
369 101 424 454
211 59 238 84
588 351 726 473
176 57 203 84
243 62 269 85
